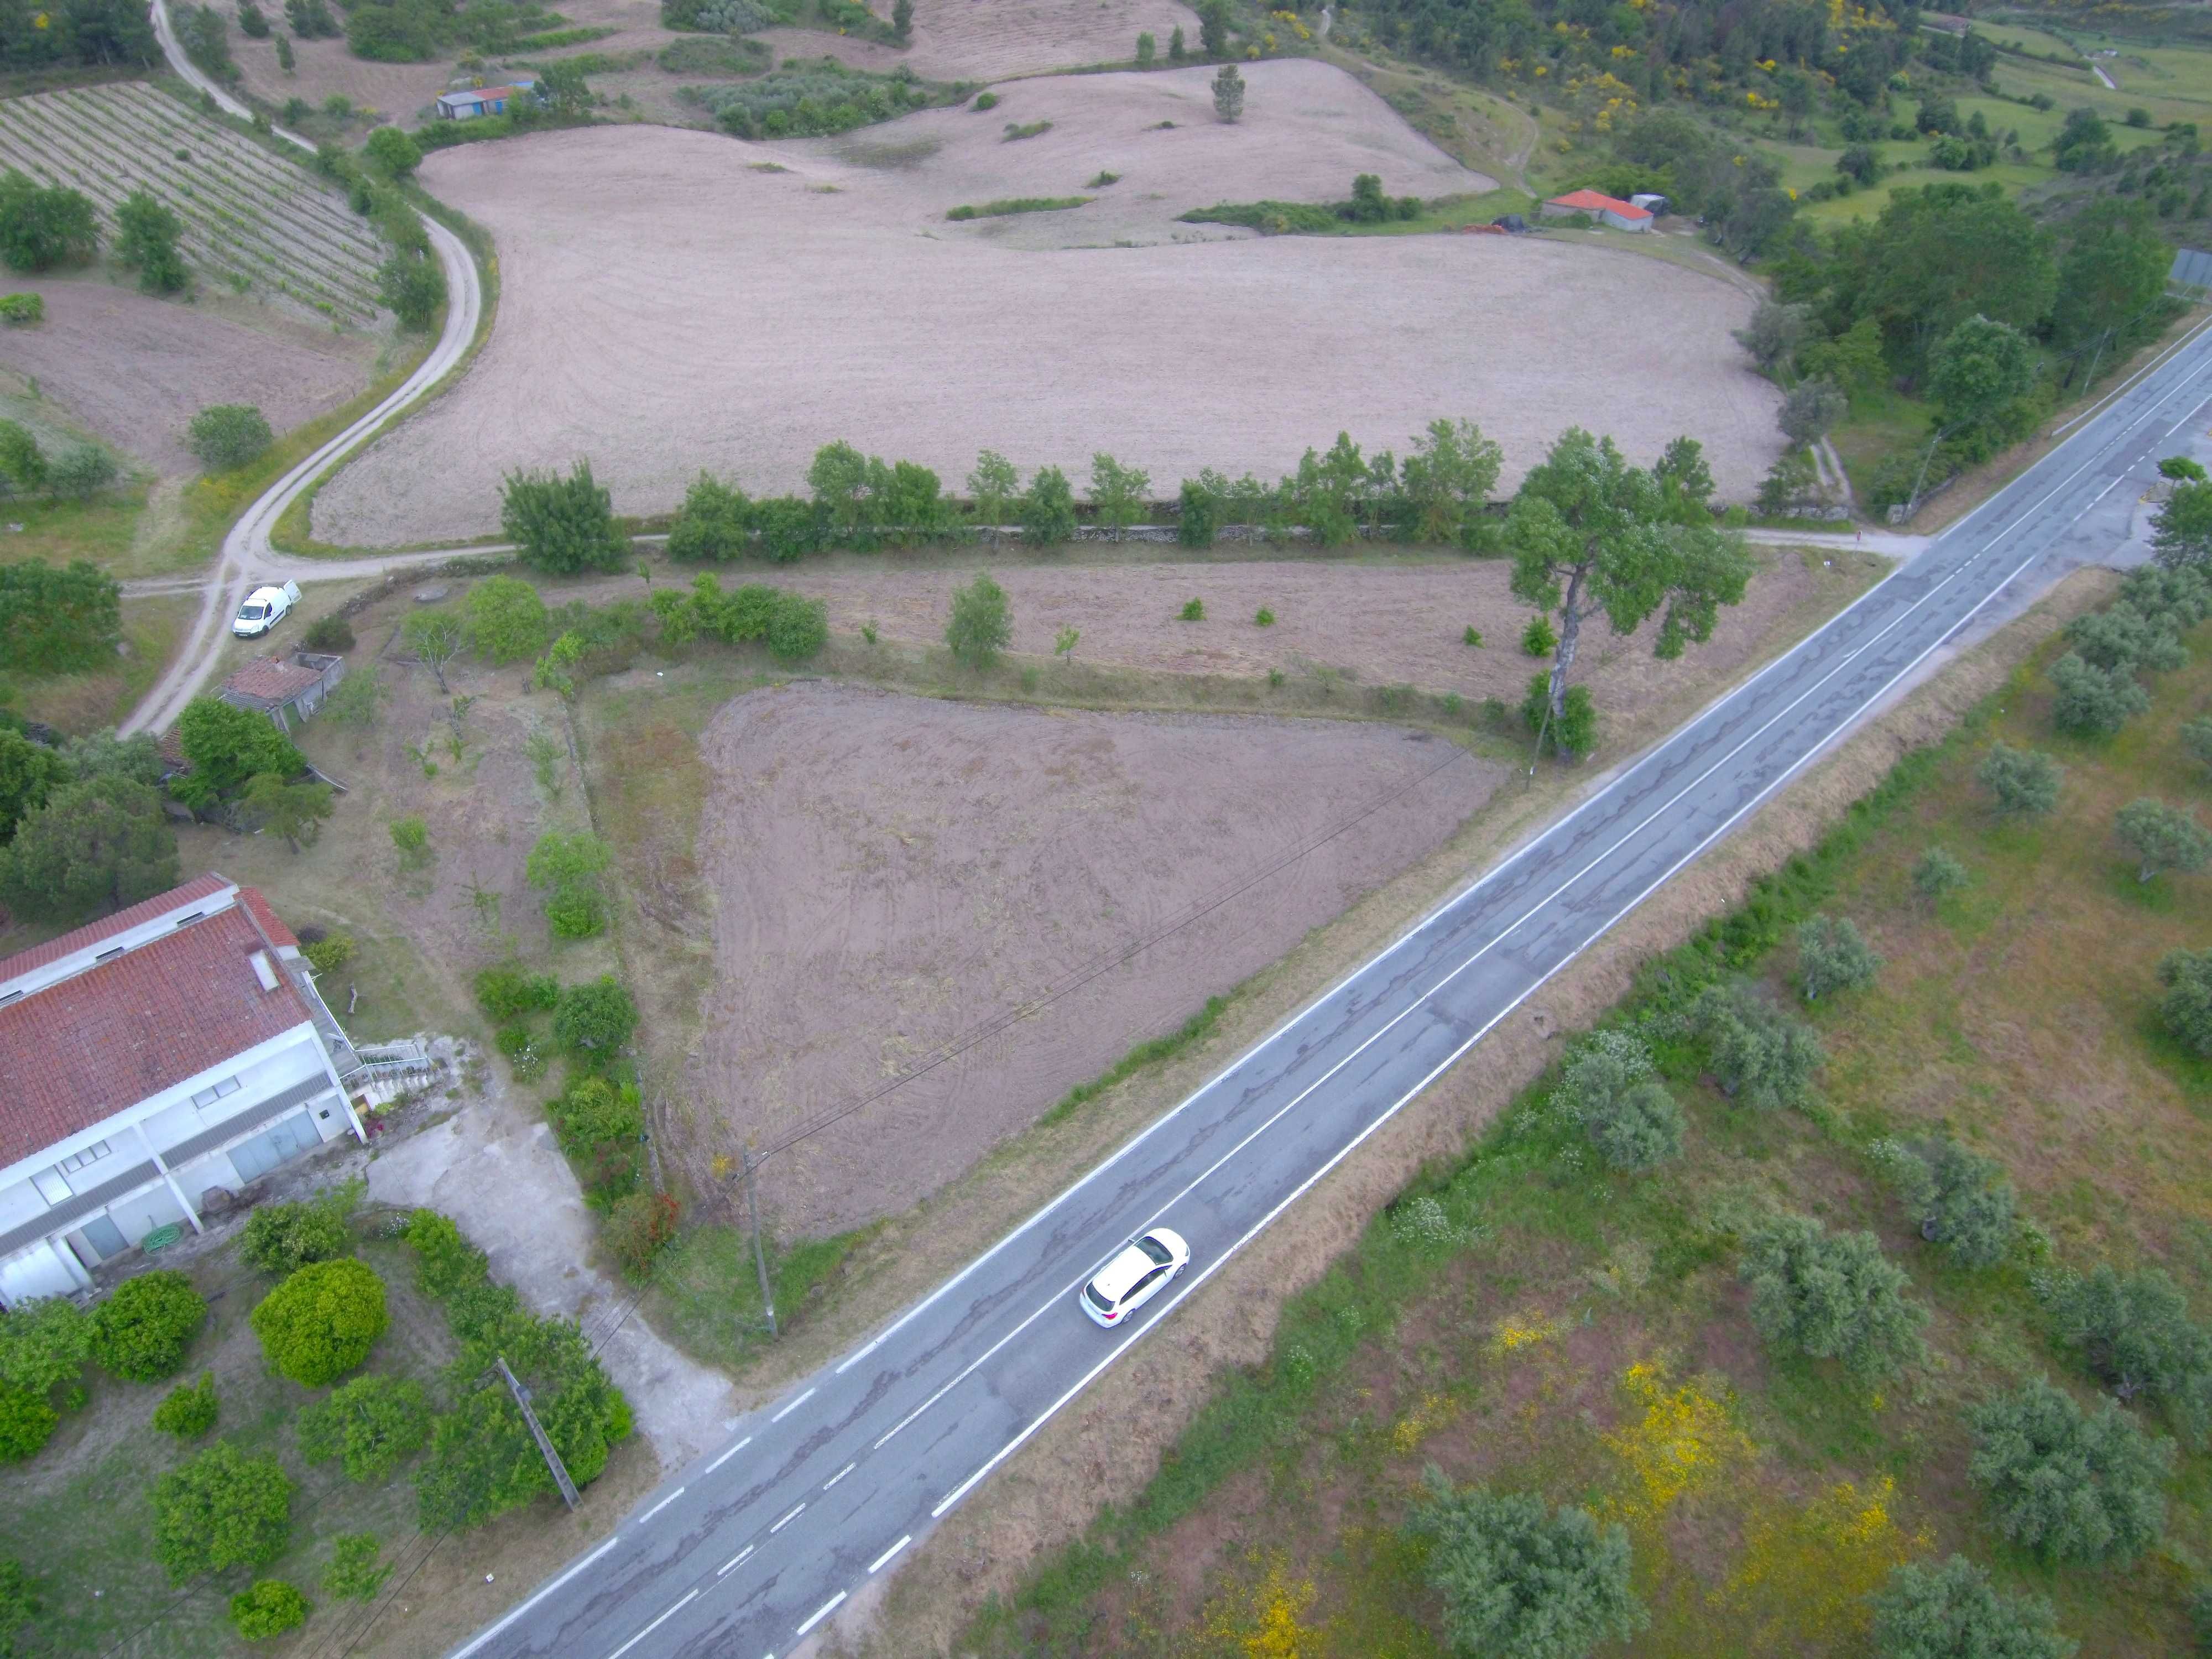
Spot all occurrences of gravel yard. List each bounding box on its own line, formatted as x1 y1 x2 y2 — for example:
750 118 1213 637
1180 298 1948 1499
313 75 1780 546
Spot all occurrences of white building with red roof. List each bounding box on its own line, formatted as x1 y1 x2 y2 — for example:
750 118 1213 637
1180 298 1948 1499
1540 189 1653 232
0 874 367 1306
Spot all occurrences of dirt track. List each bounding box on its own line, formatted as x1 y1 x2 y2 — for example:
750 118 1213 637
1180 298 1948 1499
691 682 1501 1238
313 74 1780 547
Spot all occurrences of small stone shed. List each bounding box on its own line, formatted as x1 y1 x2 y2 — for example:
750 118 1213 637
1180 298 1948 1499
218 651 346 734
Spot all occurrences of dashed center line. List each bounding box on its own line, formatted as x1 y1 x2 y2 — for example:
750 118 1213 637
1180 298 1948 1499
718 1546 754 1577
706 1436 751 1474
769 1503 806 1534
604 1589 697 1659
822 1463 854 1490
635 1487 685 1527
795 1591 846 1637
770 1387 816 1423
868 1535 911 1574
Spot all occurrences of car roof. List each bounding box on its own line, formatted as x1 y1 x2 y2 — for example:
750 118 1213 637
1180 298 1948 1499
243 586 286 604
1088 1242 1156 1302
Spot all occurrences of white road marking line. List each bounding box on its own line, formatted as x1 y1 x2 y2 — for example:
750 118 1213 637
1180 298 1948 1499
868 1536 911 1574
635 1487 685 1527
795 1592 846 1637
448 1537 619 1658
718 1546 755 1577
706 1436 752 1474
770 1503 806 1533
823 1463 854 1490
930 381 2212 1524
770 1387 815 1423
604 1589 698 1659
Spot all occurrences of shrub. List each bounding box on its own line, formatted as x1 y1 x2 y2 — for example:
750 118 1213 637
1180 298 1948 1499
1211 60 1244 122
2042 1264 2212 1445
2115 797 2211 883
502 462 629 575
1180 597 1204 622
1912 846 1969 901
1019 466 1077 547
1867 1556 2076 1659
2049 652 2150 737
1521 672 1597 757
545 886 606 938
378 252 445 330
1967 1376 2172 1565
90 1271 207 1383
1552 1031 1683 1173
1255 607 1275 627
297 1373 432 1481
389 817 428 864
301 613 354 651
0 1384 56 1463
186 404 272 472
2064 603 2184 676
1794 914 1880 1000
152 1441 294 1581
152 1371 220 1439
49 445 118 501
466 574 550 664
527 830 613 938
1977 742 2060 813
554 975 638 1062
1521 614 1556 656
475 963 559 1022
323 1532 389 1601
1740 1213 1929 1376
546 1074 644 1159
0 292 40 324
1875 1136 2016 1268
2157 948 2212 1057
238 1186 355 1275
0 1296 90 1405
229 1579 309 1639
974 90 998 109
1177 477 1217 547
249 1259 388 1387
364 123 421 178
1409 1472 1646 1659
0 1557 34 1654
1693 982 1823 1110
1463 624 1481 646
606 1190 680 1280
403 1209 489 1300
0 175 97 272
947 571 1013 669
766 592 828 663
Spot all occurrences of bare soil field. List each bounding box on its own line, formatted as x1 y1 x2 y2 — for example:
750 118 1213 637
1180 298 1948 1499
314 95 1779 546
0 274 377 473
229 30 456 124
764 542 1829 703
690 683 1501 1238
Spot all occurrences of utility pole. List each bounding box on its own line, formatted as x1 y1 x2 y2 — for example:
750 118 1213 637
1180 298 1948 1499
744 1147 776 1339
497 1357 579 1510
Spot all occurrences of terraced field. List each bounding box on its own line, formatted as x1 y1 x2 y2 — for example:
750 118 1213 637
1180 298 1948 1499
0 83 386 322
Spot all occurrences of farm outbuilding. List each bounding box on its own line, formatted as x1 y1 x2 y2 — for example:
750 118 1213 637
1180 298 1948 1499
1540 189 1652 232
434 80 536 120
218 650 346 734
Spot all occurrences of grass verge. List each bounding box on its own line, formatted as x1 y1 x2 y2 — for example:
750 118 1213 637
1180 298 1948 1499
948 195 1090 220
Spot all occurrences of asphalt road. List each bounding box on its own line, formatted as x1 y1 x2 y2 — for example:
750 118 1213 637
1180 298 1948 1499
448 318 2212 1659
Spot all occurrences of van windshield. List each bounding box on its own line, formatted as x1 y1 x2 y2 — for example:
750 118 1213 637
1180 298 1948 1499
238 604 265 620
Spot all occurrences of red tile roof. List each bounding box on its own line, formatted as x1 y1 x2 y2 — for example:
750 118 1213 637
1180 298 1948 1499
223 657 324 707
0 884 314 1171
1546 189 1651 220
0 873 230 982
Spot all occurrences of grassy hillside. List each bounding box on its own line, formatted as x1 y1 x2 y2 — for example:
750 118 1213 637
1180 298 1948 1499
967 600 2212 1657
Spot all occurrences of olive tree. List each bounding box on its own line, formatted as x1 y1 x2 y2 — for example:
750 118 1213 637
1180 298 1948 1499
1976 743 2060 815
1551 1031 1683 1173
946 572 1012 670
1796 914 1881 1000
1874 1136 2017 1267
152 1441 295 1582
2042 1264 2212 1446
1409 1471 1647 1659
1732 298 1810 374
1691 982 1823 1110
1967 1376 2172 1566
1867 1556 2077 1659
1912 847 1970 902
2064 603 2185 676
2156 947 2212 1057
186 404 271 472
1739 1213 1929 1376
2115 798 2211 883
2049 652 2150 737
1777 379 1847 447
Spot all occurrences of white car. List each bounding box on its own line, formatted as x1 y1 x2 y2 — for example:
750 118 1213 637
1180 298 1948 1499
1079 1228 1189 1328
232 580 300 638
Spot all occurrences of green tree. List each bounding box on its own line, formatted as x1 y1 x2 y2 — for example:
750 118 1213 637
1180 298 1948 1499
0 1557 36 1657
0 172 97 272
966 450 1019 538
1506 428 1752 732
186 404 271 471
1389 417 1504 547
1967 1376 2172 1566
229 1579 309 1639
401 607 466 694
2115 797 2210 883
1177 477 1218 547
1927 315 2036 435
1018 465 1077 547
1212 60 1244 122
0 558 119 675
2157 948 2212 1057
240 772 333 852
1795 914 1880 1000
1867 1556 2077 1659
113 189 186 294
502 462 629 574
554 975 637 1062
806 439 874 542
1733 298 1809 374
275 31 294 69
0 1385 55 1463
2043 1264 2212 1446
947 571 1012 669
0 727 69 841
152 1440 295 1582
2152 479 2212 570
1693 982 1824 1110
1410 1472 1647 1659
666 472 753 561
297 1373 431 1481
2052 199 2172 358
1552 1030 1683 1173
2182 716 2212 775
2054 106 2116 171
1777 378 1846 447
322 1533 389 1601
1169 23 1185 59
0 1292 90 1404
1 774 176 920
1879 1136 2016 1267
152 1371 220 1439
1198 0 1228 55
363 122 421 177
1912 846 1969 902
2065 603 2184 676
49 444 118 501
249 1258 388 1387
1846 185 2056 369
1740 1212 1929 1376
1799 315 1886 392
378 251 445 329
175 696 304 804
1977 742 2061 813
1087 452 1150 539
465 575 550 664
891 0 911 36
0 419 43 497
239 1188 354 1276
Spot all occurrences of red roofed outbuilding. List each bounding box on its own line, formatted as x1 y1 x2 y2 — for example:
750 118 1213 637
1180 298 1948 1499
0 875 366 1306
1540 189 1653 232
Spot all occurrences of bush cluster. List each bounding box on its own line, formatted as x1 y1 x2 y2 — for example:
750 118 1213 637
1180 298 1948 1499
298 1373 432 1481
1550 1030 1684 1173
1739 1212 1929 1377
239 1184 357 1276
90 1271 207 1383
687 59 935 138
249 1259 388 1388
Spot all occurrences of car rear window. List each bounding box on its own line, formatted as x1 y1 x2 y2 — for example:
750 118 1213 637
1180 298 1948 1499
1084 1283 1116 1313
1137 1235 1172 1265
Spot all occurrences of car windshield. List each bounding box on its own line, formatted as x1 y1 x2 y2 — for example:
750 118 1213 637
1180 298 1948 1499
1136 1235 1173 1265
1084 1282 1116 1313
238 604 265 620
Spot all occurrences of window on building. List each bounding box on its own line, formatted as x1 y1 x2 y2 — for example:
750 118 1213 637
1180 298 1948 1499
56 1140 112 1175
191 1076 243 1109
